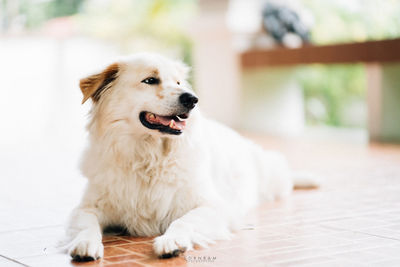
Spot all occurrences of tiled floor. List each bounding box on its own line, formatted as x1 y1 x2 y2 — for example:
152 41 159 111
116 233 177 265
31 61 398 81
1 135 400 267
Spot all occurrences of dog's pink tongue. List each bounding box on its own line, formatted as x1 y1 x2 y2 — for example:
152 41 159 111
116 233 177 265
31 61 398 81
146 113 186 130
170 120 186 130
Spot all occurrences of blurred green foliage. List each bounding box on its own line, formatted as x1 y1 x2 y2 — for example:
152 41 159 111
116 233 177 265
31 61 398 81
2 0 195 65
297 0 400 128
77 0 195 65
301 0 400 45
13 0 84 28
298 65 366 127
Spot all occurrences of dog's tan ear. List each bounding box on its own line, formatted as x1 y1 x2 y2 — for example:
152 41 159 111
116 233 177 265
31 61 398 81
80 63 120 104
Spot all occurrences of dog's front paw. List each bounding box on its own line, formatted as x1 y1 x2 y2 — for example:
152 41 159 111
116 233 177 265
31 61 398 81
68 233 103 261
153 234 192 258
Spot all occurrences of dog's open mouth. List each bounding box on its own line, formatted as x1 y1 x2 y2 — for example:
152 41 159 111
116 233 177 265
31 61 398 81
139 111 189 135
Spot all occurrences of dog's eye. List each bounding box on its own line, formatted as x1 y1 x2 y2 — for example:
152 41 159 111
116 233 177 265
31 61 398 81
177 81 180 85
141 77 160 85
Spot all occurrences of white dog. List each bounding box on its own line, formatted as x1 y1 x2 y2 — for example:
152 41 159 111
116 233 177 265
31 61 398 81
66 53 315 261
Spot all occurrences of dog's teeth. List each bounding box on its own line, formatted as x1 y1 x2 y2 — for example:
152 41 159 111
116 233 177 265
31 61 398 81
169 120 174 128
149 113 156 120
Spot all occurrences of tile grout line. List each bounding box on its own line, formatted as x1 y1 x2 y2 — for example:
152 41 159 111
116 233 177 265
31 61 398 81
352 231 400 242
114 246 150 257
0 255 30 267
317 224 400 242
257 214 400 229
112 240 154 246
0 224 64 234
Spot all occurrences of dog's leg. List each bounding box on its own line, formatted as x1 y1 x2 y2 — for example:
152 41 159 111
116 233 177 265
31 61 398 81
153 205 231 258
66 208 104 261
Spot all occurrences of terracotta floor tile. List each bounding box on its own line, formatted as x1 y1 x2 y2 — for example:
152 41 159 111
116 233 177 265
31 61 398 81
274 256 334 266
330 231 372 240
103 246 133 258
186 249 227 262
331 250 383 263
2 138 400 266
386 224 400 232
17 253 107 267
216 245 262 258
362 245 400 258
120 236 154 243
373 258 400 267
117 243 155 257
72 259 108 266
0 256 22 267
211 239 239 250
301 259 366 267
103 239 133 247
102 236 121 242
359 227 400 240
259 240 302 252
138 256 187 267
105 253 146 263
258 248 330 263
321 218 393 231
287 235 354 249
187 252 257 267
353 236 400 248
104 261 146 267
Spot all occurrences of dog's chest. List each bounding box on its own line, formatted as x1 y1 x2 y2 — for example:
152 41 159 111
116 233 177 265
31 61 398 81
101 158 198 236
86 137 202 236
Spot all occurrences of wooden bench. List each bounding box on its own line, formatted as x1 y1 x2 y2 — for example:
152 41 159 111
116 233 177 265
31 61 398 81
239 38 400 142
241 38 400 67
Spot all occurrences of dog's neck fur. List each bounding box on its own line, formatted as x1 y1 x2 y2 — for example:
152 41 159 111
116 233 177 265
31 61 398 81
84 115 189 184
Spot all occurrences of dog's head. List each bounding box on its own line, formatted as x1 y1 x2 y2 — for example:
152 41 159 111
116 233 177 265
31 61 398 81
80 53 198 137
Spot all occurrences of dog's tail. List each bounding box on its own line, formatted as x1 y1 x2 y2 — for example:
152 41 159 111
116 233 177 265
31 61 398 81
292 171 320 190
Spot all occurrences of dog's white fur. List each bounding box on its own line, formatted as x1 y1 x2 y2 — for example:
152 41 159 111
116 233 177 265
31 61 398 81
66 53 311 259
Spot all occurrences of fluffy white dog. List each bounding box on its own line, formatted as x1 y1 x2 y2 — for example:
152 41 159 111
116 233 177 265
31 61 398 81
66 53 314 261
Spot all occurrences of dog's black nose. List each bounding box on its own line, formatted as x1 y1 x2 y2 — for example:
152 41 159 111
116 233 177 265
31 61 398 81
179 93 198 109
